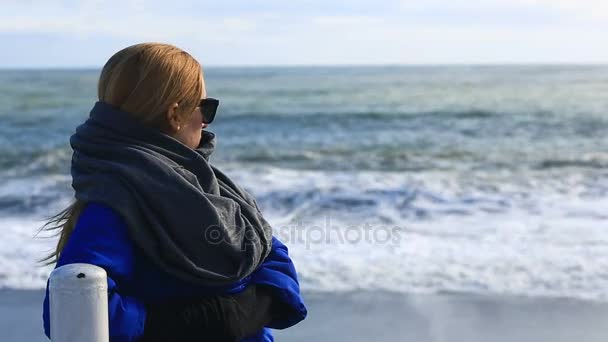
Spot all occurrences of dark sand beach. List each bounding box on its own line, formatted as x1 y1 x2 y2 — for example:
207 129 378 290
3 289 607 342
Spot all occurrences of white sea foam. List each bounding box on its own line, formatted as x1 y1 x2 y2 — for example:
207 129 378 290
0 216 55 289
1 166 608 302
227 165 608 301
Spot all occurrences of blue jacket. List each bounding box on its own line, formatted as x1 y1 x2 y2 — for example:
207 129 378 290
43 202 307 341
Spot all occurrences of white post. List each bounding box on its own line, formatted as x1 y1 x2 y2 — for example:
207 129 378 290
49 263 109 342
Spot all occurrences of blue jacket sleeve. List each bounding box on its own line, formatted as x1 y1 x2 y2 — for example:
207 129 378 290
42 203 147 341
249 237 307 329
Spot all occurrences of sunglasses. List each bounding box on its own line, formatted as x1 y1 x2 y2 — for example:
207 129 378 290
199 98 219 124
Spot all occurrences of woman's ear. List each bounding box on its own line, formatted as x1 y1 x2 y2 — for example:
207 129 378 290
165 103 181 132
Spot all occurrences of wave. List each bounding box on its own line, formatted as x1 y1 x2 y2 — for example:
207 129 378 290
0 147 71 177
536 155 608 170
218 109 502 122
1 166 608 302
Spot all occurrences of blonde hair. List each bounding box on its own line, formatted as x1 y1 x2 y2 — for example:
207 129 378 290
99 42 203 125
41 43 203 264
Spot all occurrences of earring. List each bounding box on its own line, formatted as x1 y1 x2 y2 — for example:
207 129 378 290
177 125 181 131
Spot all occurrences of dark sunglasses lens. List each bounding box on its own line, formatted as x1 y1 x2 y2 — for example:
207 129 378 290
200 98 219 124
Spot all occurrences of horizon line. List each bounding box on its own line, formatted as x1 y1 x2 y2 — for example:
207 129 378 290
1 61 607 71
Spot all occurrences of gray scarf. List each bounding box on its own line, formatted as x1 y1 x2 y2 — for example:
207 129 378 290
70 101 272 286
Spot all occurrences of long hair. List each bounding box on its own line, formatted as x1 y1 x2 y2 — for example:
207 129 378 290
40 43 203 265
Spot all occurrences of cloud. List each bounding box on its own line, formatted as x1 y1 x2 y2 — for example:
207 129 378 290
0 1 261 43
398 0 608 21
0 0 606 66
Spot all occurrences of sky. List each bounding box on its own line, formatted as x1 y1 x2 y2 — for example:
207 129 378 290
1 0 608 67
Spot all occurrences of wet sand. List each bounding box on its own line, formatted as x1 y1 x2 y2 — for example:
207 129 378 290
2 289 608 342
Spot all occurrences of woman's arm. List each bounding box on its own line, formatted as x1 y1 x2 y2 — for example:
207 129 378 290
139 236 308 341
249 237 307 329
43 203 147 341
140 284 274 342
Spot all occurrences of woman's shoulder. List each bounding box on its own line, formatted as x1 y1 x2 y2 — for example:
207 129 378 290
67 201 133 253
78 201 128 229
57 201 135 268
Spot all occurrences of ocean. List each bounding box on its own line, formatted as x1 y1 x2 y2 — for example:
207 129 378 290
1 65 608 302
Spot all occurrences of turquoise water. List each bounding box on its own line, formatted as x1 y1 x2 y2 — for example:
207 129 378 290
1 66 608 301
3 66 608 176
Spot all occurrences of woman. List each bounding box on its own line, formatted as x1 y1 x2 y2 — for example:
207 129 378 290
41 43 306 341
